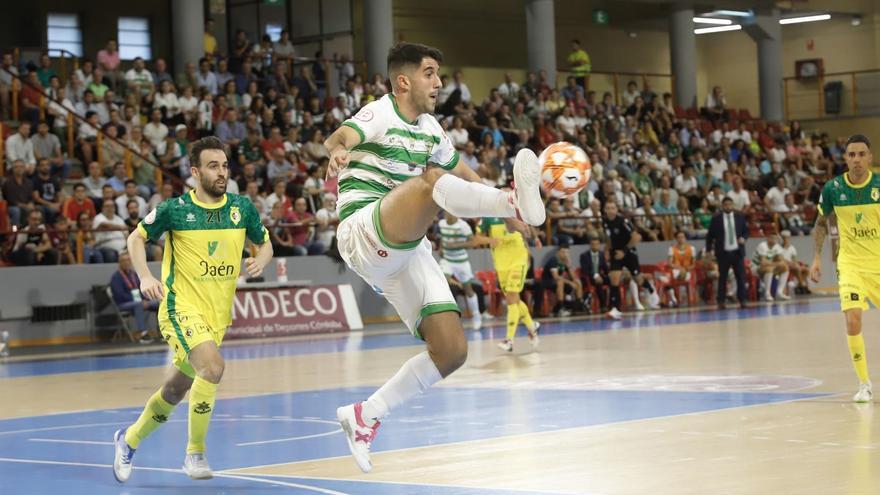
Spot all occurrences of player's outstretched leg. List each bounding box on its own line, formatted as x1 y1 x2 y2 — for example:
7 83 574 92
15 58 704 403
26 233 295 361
182 342 224 480
114 370 193 483
431 148 545 225
337 311 465 473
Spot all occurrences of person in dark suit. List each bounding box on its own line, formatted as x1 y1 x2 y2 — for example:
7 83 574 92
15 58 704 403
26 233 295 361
706 197 749 309
579 237 610 311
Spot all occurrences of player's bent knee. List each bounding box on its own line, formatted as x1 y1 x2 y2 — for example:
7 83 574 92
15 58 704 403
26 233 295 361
195 359 225 383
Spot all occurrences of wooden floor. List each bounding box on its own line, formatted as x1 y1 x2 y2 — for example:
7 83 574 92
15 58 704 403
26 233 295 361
0 298 877 494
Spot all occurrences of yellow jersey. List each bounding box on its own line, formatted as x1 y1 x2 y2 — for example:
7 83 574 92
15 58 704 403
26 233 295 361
477 217 529 269
818 171 880 273
137 191 269 333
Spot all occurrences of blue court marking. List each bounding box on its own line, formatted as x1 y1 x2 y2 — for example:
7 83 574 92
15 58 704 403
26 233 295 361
0 386 827 494
0 299 840 378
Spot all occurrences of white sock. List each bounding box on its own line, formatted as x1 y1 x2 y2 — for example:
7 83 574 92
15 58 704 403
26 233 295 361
466 294 480 319
776 272 789 296
667 288 677 304
762 272 774 297
361 351 443 422
432 174 515 219
629 280 641 306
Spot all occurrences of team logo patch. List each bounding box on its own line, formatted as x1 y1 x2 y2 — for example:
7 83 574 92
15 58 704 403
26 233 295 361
230 205 241 225
144 209 157 225
354 108 374 121
872 188 879 201
856 212 864 224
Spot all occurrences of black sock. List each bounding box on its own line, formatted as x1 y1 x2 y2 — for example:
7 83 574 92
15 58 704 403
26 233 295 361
609 286 621 310
641 280 655 293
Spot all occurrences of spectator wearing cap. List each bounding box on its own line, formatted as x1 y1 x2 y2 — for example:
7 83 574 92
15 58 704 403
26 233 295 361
109 251 160 343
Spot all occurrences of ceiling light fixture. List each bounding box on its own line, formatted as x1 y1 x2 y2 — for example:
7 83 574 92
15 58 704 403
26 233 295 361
693 17 733 25
694 24 743 34
779 13 831 25
709 10 752 17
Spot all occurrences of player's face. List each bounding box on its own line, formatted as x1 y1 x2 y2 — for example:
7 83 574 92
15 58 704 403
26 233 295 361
409 58 441 114
845 142 872 178
194 149 229 199
604 202 618 219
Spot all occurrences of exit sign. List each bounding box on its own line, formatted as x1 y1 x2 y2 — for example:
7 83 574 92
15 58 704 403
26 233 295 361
593 9 609 25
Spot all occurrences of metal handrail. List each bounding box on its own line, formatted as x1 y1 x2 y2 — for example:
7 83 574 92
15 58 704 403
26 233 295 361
1 65 181 190
782 67 880 120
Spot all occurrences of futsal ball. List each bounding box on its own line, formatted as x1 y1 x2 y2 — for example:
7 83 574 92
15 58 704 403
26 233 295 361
538 142 591 198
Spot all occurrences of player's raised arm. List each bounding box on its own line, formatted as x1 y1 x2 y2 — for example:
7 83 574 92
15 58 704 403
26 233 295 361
323 125 362 178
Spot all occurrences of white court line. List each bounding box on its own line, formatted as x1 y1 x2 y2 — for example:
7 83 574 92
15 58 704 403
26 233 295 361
0 457 350 495
29 438 113 446
229 393 843 474
227 471 589 495
236 429 342 446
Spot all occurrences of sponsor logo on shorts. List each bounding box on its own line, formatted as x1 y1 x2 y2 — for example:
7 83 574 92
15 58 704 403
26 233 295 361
851 293 860 301
193 401 212 414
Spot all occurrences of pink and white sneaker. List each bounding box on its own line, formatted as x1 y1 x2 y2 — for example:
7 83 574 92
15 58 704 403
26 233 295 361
336 402 381 473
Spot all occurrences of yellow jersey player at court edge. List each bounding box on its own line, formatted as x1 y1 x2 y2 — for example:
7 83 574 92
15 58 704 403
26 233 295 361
474 210 541 353
112 136 272 482
811 134 879 403
323 42 546 473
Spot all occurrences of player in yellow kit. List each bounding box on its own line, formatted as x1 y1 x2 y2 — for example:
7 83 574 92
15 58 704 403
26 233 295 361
811 134 880 403
476 216 540 352
112 137 272 482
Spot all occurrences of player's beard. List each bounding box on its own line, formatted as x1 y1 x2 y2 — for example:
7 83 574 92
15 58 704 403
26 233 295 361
200 174 227 199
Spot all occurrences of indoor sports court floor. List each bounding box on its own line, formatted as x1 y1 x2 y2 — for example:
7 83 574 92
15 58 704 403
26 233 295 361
0 297 876 494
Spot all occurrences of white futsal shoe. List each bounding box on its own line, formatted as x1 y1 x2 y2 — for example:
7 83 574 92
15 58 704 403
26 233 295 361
497 339 514 352
853 383 873 403
527 321 541 349
606 307 623 320
182 453 214 480
112 428 136 483
511 148 546 226
337 402 381 473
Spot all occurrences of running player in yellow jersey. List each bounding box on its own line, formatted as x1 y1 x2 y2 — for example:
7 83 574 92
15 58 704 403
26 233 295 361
476 215 540 352
112 137 272 482
811 134 879 403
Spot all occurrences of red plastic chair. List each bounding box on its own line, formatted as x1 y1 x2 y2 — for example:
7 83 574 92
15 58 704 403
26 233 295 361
475 271 502 316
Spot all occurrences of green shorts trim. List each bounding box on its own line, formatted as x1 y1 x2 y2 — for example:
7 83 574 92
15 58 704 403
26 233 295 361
372 196 423 250
413 302 461 340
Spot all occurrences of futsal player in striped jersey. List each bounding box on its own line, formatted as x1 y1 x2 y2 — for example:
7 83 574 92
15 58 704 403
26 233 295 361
438 213 483 326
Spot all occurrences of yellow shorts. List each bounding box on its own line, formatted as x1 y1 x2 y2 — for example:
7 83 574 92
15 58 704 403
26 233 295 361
497 263 527 294
159 312 226 378
838 269 880 312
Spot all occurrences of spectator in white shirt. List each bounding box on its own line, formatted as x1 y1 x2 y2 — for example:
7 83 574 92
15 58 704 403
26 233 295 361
708 148 728 181
315 194 339 248
153 80 181 122
726 176 751 212
674 165 699 202
124 57 154 97
621 80 640 108
448 117 469 150
6 121 37 172
497 73 520 101
115 179 149 218
764 177 790 213
451 70 471 103
143 108 169 149
92 200 127 262
555 106 578 138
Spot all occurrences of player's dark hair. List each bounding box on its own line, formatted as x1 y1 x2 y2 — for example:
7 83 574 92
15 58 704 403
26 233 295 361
190 136 225 168
845 134 871 151
387 42 443 76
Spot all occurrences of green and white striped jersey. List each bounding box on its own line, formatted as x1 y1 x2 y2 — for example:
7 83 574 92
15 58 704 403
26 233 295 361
337 94 459 221
439 219 473 262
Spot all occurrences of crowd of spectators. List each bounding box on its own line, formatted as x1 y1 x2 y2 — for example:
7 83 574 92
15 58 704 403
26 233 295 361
0 31 845 270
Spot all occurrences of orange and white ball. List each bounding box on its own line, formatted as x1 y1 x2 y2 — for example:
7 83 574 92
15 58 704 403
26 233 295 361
538 142 591 198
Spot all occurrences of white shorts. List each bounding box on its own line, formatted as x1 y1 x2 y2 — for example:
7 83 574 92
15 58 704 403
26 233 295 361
337 199 459 338
439 258 475 284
